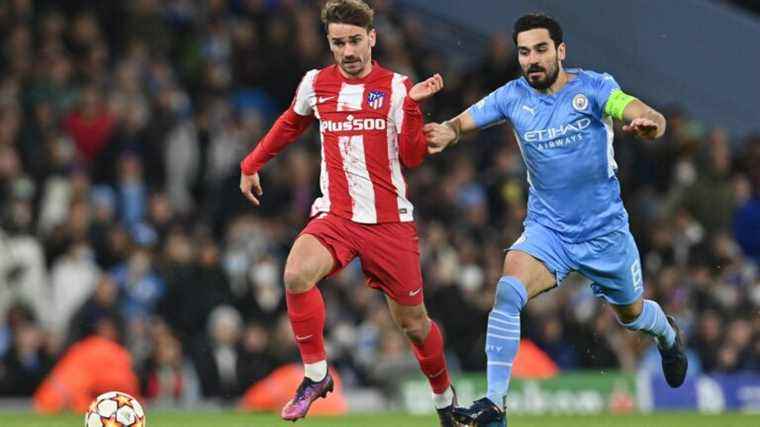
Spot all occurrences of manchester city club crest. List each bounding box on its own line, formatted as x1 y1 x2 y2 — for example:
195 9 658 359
367 90 385 109
572 93 589 111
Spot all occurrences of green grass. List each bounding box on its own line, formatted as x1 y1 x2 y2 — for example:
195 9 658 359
0 411 758 427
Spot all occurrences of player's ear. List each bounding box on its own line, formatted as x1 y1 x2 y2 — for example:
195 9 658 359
368 28 376 48
557 42 566 61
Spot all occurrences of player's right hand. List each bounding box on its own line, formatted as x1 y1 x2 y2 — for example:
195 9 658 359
424 122 456 154
240 172 263 206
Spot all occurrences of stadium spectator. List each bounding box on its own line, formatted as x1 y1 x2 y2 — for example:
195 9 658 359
191 305 245 400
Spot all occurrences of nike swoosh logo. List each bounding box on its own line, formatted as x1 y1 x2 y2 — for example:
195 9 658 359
295 335 313 341
409 288 422 297
318 96 336 103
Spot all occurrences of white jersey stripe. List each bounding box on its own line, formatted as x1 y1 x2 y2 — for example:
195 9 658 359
513 129 532 187
340 134 376 223
337 82 364 112
335 83 376 222
391 75 406 131
293 69 318 116
389 73 414 221
603 115 617 177
310 129 331 217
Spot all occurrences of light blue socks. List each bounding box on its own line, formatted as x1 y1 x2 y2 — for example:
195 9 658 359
620 299 676 349
485 276 528 408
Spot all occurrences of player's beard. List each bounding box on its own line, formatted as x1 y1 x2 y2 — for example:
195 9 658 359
524 60 560 91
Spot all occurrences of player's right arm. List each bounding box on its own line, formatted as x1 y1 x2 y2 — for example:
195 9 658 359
424 111 478 154
425 85 509 154
239 71 317 206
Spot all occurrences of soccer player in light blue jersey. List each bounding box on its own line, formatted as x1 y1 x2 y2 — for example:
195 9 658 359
425 13 688 427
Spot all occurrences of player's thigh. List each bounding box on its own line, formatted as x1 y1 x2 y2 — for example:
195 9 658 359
506 222 574 299
283 234 337 292
359 221 424 306
577 228 644 307
503 250 557 299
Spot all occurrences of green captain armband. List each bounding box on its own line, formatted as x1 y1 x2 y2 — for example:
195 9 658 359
604 89 637 120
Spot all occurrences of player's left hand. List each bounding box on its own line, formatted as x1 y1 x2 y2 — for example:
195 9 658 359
408 73 444 102
623 118 659 140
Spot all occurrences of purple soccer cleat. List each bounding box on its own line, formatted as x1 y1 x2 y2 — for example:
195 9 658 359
280 373 335 422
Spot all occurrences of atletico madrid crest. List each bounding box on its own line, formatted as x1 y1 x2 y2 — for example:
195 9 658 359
367 90 385 109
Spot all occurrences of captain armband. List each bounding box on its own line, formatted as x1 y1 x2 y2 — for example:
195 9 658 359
604 89 637 120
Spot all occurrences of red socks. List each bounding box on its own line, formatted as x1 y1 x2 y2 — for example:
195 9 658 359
286 287 327 363
287 288 450 394
410 321 451 394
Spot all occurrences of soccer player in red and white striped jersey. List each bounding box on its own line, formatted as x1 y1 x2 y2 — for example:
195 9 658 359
239 1 460 425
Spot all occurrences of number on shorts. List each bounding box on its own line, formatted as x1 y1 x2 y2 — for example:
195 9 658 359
630 259 642 292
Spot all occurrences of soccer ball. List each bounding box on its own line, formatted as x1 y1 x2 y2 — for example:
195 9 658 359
84 391 146 427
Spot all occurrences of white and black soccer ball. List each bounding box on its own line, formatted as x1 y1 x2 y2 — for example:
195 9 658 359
84 391 146 427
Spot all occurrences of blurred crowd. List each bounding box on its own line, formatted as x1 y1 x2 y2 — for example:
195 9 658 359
0 0 758 406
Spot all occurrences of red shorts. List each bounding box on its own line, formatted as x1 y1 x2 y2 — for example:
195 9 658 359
298 213 424 306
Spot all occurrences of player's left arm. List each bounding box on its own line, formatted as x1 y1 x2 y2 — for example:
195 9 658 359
397 73 444 168
621 98 666 140
604 88 666 140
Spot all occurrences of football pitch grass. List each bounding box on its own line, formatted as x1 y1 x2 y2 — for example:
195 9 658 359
1 411 759 427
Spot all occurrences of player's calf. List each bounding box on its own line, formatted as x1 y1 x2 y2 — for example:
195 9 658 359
394 310 430 345
618 300 687 387
484 277 526 407
408 320 453 402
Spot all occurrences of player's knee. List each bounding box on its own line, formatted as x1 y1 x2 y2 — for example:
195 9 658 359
283 266 314 293
617 308 642 325
495 277 528 312
397 314 430 344
613 299 644 325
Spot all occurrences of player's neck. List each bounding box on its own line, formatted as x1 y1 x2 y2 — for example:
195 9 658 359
338 60 373 80
544 69 570 95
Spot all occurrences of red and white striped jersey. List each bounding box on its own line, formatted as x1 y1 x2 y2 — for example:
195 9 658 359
241 62 427 224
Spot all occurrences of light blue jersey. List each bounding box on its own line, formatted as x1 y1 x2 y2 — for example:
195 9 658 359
469 69 645 305
468 68 627 243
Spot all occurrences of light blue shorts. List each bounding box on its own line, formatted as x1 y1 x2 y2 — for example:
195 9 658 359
509 221 644 306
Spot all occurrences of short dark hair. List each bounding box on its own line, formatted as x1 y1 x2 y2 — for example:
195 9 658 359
512 13 563 47
321 0 374 32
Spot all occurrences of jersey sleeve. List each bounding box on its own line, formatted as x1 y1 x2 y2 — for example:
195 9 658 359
239 108 314 175
239 70 318 175
391 75 427 168
591 72 623 117
466 84 512 128
291 69 319 116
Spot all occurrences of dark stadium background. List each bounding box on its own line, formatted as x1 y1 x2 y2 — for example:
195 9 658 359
0 0 758 417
